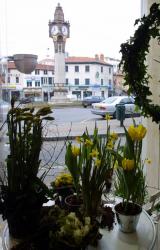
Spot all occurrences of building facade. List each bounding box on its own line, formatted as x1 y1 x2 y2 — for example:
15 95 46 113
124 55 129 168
2 61 54 102
65 55 113 99
3 54 114 102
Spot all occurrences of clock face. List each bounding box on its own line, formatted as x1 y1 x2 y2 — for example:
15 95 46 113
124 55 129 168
51 25 59 36
62 25 68 36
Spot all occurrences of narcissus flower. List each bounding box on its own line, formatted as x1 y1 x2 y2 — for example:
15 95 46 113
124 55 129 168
110 132 118 141
71 145 80 156
105 114 111 121
128 124 147 141
122 158 135 171
106 140 114 149
94 158 101 167
85 139 93 146
89 148 99 158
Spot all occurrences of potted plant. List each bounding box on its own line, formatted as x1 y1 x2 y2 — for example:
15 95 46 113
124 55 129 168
50 172 75 208
0 98 53 239
49 211 101 250
113 121 148 233
65 116 117 224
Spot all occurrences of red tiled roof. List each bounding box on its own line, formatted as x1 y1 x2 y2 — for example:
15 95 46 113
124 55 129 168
65 56 112 66
8 61 16 69
35 64 54 70
7 56 112 71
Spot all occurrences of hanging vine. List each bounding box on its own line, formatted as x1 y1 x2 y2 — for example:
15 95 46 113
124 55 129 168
120 3 160 124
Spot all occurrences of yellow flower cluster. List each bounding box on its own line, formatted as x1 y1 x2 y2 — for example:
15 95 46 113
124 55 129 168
122 158 135 171
54 173 73 187
128 124 147 141
59 212 91 244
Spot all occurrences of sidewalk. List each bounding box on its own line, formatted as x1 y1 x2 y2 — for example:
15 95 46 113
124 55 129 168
0 117 142 141
43 117 142 141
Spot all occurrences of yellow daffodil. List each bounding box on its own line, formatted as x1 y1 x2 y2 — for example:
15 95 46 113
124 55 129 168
114 160 118 169
136 124 147 140
85 139 93 146
128 125 136 140
105 114 111 121
122 158 135 171
95 158 101 167
110 131 118 141
128 124 147 141
71 145 80 156
106 140 114 149
89 148 99 158
76 136 83 143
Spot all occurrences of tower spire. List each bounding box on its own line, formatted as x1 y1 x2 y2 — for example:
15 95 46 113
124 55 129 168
54 3 64 23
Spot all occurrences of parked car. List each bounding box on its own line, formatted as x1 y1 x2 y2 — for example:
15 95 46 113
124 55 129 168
19 97 34 104
82 96 105 108
0 100 10 122
66 94 77 101
91 96 139 118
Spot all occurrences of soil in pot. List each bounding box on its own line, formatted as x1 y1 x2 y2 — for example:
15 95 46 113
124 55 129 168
115 202 142 233
115 202 142 216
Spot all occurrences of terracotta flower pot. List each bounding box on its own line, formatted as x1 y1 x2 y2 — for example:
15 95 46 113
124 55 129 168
114 202 142 233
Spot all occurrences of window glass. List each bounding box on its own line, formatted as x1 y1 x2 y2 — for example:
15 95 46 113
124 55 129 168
75 66 79 72
75 78 79 85
103 97 117 104
16 77 19 83
85 79 90 85
85 65 90 72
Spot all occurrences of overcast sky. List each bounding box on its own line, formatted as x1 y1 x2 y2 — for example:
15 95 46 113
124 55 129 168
0 0 141 61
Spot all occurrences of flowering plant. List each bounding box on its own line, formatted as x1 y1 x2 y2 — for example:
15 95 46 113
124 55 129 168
49 211 100 249
51 173 73 188
50 172 75 207
65 116 118 219
114 122 148 213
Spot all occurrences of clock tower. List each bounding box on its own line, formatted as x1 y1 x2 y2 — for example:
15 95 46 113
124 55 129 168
49 3 70 101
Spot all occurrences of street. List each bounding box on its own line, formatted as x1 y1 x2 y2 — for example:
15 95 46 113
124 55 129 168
0 107 142 186
51 106 103 123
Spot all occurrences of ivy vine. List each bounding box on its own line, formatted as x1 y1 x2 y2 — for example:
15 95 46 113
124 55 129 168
120 3 160 124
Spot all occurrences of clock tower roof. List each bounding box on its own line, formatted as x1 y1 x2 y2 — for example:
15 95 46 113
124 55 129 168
54 3 64 23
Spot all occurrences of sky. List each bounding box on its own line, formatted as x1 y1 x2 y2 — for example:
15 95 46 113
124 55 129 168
0 0 141 61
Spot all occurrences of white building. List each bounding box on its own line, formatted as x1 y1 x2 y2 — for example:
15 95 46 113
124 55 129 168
65 54 113 99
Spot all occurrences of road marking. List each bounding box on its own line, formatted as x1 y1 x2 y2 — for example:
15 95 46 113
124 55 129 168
80 118 98 123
